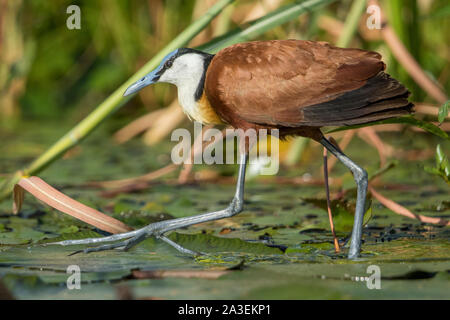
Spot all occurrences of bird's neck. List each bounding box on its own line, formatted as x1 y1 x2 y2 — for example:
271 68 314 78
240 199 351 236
176 55 224 125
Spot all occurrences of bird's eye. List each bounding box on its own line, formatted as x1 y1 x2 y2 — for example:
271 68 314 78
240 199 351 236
165 60 173 68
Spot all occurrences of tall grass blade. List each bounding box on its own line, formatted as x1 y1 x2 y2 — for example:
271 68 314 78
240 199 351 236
198 0 336 53
325 116 449 140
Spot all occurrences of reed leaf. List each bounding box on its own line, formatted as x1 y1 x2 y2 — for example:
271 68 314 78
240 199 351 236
336 0 366 48
197 0 337 53
325 116 450 140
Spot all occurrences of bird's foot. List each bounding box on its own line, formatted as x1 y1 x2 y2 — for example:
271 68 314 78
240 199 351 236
46 221 202 256
47 153 247 257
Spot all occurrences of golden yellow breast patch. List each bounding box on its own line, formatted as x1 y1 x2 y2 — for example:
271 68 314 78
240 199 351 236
195 92 224 125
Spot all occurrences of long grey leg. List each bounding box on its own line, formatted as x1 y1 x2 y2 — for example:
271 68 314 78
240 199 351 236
49 152 249 254
153 152 248 233
320 137 368 259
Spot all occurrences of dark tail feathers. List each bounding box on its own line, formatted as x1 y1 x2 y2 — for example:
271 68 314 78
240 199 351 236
302 72 414 126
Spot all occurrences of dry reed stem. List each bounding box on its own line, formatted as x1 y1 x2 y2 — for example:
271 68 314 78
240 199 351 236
114 108 166 144
369 0 448 104
241 0 283 23
327 130 355 172
317 15 344 40
143 101 186 146
178 125 213 183
94 127 237 194
369 185 450 226
15 176 132 233
88 164 178 189
415 103 450 120
358 127 394 167
382 26 447 104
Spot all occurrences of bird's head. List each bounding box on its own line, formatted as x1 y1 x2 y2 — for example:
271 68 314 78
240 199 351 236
124 48 213 97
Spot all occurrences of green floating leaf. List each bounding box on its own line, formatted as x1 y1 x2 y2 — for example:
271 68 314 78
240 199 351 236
2 274 43 289
302 197 353 217
165 197 196 218
0 227 46 245
168 232 283 255
58 225 79 234
438 100 449 124
325 116 449 140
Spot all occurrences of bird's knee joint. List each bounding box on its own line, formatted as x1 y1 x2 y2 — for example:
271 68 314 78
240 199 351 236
353 167 368 185
228 198 243 215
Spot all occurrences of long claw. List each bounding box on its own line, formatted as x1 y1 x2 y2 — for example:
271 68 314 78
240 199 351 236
68 250 84 257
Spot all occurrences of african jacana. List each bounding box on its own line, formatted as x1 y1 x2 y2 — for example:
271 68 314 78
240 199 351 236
58 40 413 259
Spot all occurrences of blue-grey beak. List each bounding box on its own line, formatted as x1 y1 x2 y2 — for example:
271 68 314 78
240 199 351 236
123 49 179 97
123 69 160 97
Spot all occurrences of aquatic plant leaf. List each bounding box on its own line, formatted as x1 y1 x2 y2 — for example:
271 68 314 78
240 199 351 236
424 144 449 184
168 232 283 255
436 144 449 175
130 269 230 280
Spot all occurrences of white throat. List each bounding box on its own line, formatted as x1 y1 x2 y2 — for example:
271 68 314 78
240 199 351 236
176 79 202 122
158 53 206 121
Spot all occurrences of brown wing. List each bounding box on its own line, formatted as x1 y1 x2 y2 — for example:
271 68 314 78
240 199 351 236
205 40 389 127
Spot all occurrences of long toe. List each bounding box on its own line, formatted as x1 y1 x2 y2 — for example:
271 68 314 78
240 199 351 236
47 229 145 246
123 233 149 251
68 232 150 256
69 241 130 256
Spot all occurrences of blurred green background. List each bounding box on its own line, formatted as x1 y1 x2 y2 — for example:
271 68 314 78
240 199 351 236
1 0 448 125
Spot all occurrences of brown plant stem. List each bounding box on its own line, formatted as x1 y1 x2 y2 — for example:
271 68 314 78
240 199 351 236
369 185 450 226
323 147 340 253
